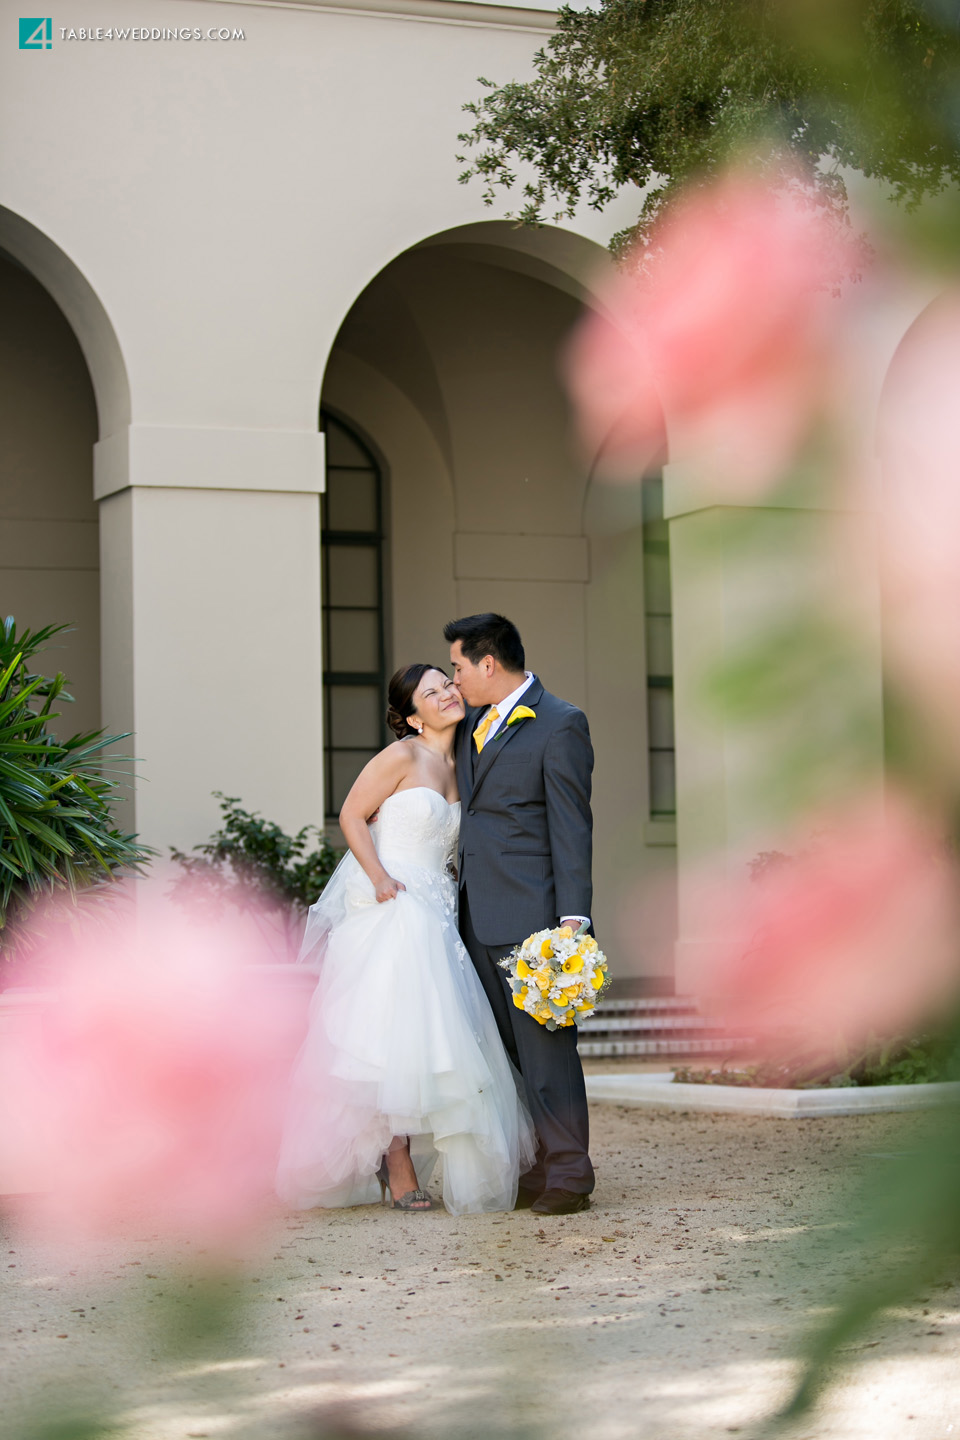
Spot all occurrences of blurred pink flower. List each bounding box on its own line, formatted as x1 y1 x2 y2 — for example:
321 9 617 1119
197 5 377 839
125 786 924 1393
0 883 307 1247
565 169 855 495
684 799 960 1059
880 291 960 770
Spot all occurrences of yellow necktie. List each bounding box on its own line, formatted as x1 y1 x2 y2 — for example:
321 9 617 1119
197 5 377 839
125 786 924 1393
473 705 500 753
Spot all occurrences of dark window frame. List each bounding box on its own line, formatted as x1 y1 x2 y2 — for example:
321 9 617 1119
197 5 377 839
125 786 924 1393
320 413 387 822
642 474 676 819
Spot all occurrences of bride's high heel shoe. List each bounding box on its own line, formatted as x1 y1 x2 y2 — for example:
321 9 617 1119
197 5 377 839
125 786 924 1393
376 1155 435 1211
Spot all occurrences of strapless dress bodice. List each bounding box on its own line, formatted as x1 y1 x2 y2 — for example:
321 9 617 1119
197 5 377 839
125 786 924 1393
370 786 460 875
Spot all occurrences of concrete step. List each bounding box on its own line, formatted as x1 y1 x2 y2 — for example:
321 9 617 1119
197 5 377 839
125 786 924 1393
575 993 747 1058
577 1014 727 1035
594 996 700 1013
578 1035 753 1059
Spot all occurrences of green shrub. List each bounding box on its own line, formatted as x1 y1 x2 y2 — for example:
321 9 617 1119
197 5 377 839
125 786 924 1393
170 793 342 953
674 1033 960 1089
0 616 152 963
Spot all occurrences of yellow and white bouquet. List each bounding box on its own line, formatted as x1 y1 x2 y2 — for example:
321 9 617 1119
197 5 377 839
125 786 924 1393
499 923 610 1030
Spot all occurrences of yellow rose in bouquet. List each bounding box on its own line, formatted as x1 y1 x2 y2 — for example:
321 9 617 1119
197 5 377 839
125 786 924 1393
499 923 610 1030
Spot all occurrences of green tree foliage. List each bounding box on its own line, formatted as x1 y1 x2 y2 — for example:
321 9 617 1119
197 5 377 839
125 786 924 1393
0 617 151 958
458 0 960 255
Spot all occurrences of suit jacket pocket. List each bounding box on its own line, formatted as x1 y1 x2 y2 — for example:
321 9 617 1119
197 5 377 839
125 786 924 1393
500 852 549 881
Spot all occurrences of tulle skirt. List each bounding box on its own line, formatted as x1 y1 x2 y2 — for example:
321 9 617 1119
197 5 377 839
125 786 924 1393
276 875 536 1215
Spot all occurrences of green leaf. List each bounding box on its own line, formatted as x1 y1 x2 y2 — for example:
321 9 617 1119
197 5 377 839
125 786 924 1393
0 616 151 962
15 814 74 855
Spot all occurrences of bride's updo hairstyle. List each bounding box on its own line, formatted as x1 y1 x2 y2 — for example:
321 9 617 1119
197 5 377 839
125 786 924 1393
387 663 447 740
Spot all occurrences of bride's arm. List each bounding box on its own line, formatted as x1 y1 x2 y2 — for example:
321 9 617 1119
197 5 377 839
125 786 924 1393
339 743 413 903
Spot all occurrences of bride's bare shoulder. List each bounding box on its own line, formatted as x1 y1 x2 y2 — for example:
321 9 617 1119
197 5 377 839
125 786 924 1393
380 739 417 769
357 739 416 790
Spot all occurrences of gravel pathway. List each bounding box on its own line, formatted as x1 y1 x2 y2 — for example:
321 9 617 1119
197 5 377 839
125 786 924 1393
2 1102 958 1439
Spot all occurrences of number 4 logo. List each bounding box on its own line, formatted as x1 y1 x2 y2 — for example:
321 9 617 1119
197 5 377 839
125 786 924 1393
19 18 52 49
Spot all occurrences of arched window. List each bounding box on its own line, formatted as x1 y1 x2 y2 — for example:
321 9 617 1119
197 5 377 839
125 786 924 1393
320 413 387 821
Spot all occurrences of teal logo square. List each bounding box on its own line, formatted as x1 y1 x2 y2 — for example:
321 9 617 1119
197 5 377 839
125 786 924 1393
19 18 52 49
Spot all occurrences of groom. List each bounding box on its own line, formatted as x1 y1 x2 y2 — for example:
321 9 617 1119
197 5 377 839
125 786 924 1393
445 612 595 1215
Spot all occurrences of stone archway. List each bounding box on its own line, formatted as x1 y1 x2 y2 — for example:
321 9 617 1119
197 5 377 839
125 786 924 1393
0 206 129 438
0 211 129 740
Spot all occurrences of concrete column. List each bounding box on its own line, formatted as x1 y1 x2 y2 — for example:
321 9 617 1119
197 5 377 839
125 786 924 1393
96 425 325 855
665 468 885 995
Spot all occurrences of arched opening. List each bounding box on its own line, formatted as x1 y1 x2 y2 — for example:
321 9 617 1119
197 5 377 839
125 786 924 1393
317 220 677 984
0 210 129 743
0 249 100 735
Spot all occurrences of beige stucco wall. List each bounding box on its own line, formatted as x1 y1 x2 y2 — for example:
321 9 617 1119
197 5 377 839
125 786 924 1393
1 0 640 435
100 484 324 852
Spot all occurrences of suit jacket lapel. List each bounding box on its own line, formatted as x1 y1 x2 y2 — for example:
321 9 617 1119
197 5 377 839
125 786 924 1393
470 678 544 801
456 709 479 805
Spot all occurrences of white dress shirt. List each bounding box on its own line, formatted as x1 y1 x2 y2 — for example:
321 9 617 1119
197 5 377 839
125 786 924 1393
474 672 535 744
472 673 590 931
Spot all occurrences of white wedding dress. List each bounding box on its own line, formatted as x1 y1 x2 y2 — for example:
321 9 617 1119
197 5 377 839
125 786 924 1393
276 786 536 1215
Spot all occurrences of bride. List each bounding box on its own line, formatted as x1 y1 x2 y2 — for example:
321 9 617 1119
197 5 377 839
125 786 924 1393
276 663 535 1215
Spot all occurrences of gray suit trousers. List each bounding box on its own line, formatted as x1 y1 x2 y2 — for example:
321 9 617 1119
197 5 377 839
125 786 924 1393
460 891 594 1196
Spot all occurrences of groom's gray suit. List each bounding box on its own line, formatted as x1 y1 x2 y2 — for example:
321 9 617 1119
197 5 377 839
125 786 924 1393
455 676 595 1196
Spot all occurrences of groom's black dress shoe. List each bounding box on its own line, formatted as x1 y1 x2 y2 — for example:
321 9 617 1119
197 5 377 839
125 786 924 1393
514 1185 540 1210
530 1188 591 1215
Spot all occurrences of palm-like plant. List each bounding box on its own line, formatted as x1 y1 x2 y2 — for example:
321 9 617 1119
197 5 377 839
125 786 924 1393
0 616 152 958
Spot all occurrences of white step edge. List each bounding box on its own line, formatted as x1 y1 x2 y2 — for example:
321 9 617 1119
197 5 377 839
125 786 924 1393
579 1038 750 1057
596 997 699 1013
585 1071 960 1118
579 1016 722 1033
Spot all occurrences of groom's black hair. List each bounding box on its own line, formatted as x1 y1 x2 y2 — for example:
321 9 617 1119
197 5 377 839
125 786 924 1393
443 613 525 674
